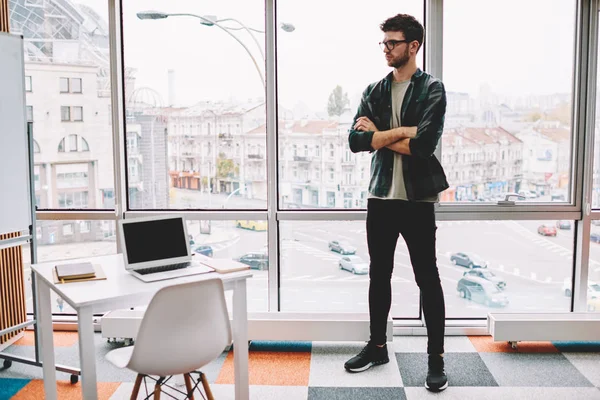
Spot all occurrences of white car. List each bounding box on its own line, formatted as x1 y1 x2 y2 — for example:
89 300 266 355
339 255 369 275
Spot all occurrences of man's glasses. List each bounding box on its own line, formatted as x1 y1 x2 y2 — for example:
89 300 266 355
379 39 409 51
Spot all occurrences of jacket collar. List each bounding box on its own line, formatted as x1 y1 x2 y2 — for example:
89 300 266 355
384 67 423 84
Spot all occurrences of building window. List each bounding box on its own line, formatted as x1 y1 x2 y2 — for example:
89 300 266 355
58 135 90 153
26 106 33 122
62 223 74 236
58 191 89 208
73 106 83 121
56 171 89 189
60 77 82 93
61 106 83 122
59 77 70 93
329 143 334 157
68 134 78 151
71 78 82 93
79 221 91 233
61 106 70 121
25 76 32 92
33 140 40 154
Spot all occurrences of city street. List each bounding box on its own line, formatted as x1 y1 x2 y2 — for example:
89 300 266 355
22 218 600 318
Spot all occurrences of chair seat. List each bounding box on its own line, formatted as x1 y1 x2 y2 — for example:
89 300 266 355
106 346 134 369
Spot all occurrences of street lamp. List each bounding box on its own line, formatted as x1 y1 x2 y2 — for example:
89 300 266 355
136 11 295 89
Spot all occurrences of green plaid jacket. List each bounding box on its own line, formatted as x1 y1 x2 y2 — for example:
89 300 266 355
348 68 449 200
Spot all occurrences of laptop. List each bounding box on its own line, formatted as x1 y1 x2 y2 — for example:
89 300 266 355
118 215 214 282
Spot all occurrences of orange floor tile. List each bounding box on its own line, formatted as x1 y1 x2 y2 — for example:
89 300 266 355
468 335 559 353
11 380 120 400
13 331 79 347
216 350 311 386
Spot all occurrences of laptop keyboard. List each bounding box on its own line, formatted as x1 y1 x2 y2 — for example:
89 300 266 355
136 262 191 275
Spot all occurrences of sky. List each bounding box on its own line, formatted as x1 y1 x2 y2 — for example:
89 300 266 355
77 0 576 116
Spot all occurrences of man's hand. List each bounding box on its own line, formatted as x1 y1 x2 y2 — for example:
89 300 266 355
354 116 378 132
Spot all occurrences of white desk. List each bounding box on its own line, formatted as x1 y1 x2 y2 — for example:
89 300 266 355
31 254 252 400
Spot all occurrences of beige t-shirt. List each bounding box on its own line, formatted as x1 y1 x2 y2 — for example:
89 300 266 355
369 80 438 202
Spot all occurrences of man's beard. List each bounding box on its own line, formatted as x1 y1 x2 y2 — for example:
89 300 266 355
388 48 410 68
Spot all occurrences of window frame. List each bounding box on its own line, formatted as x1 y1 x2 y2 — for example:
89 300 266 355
30 0 598 323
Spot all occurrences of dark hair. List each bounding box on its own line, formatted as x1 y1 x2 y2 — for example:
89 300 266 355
380 14 424 51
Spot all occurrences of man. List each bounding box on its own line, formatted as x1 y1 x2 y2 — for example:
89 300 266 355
344 14 449 392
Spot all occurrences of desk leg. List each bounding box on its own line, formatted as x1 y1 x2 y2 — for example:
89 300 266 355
232 280 249 400
37 278 57 400
78 307 98 400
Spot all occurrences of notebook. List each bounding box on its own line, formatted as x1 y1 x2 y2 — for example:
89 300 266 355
55 262 96 280
196 256 250 274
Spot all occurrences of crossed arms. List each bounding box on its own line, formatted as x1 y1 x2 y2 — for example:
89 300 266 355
353 117 416 155
348 80 447 158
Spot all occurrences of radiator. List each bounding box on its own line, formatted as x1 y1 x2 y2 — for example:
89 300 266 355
0 232 27 345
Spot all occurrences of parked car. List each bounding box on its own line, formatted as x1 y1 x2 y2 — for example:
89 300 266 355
518 190 537 199
235 252 268 270
463 269 506 290
456 276 509 307
188 234 195 246
563 278 600 297
551 193 566 201
450 252 488 269
339 255 369 275
591 233 600 243
235 220 267 231
556 220 572 230
328 240 356 255
193 245 213 257
537 224 557 237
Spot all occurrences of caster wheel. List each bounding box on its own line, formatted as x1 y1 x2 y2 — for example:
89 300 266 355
70 374 79 384
3 359 12 369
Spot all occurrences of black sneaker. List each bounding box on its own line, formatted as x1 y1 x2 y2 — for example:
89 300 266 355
344 342 389 372
425 354 448 392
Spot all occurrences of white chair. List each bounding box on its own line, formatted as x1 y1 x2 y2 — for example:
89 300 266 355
105 278 231 399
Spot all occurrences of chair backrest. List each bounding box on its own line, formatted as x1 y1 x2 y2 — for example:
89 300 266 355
127 278 232 376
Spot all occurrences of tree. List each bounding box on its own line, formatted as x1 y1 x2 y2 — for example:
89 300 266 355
327 85 350 117
217 158 236 178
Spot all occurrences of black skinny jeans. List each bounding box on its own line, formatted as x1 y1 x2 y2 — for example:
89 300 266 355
367 198 445 355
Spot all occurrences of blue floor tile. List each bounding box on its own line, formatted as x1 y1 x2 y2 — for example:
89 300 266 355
0 378 30 400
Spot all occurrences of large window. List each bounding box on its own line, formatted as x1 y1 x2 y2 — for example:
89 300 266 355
277 0 423 209
8 0 600 324
441 0 576 204
11 0 115 210
122 0 267 210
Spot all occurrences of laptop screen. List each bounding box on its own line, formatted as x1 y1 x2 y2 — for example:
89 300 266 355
122 218 188 265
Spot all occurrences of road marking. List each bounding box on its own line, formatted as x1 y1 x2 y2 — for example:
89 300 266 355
313 275 336 281
288 275 312 280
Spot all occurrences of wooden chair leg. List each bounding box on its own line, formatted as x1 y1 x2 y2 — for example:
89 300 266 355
183 374 195 400
130 374 143 400
199 372 214 400
153 381 161 400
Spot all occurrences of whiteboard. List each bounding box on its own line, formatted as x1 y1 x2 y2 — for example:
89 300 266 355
0 33 32 236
